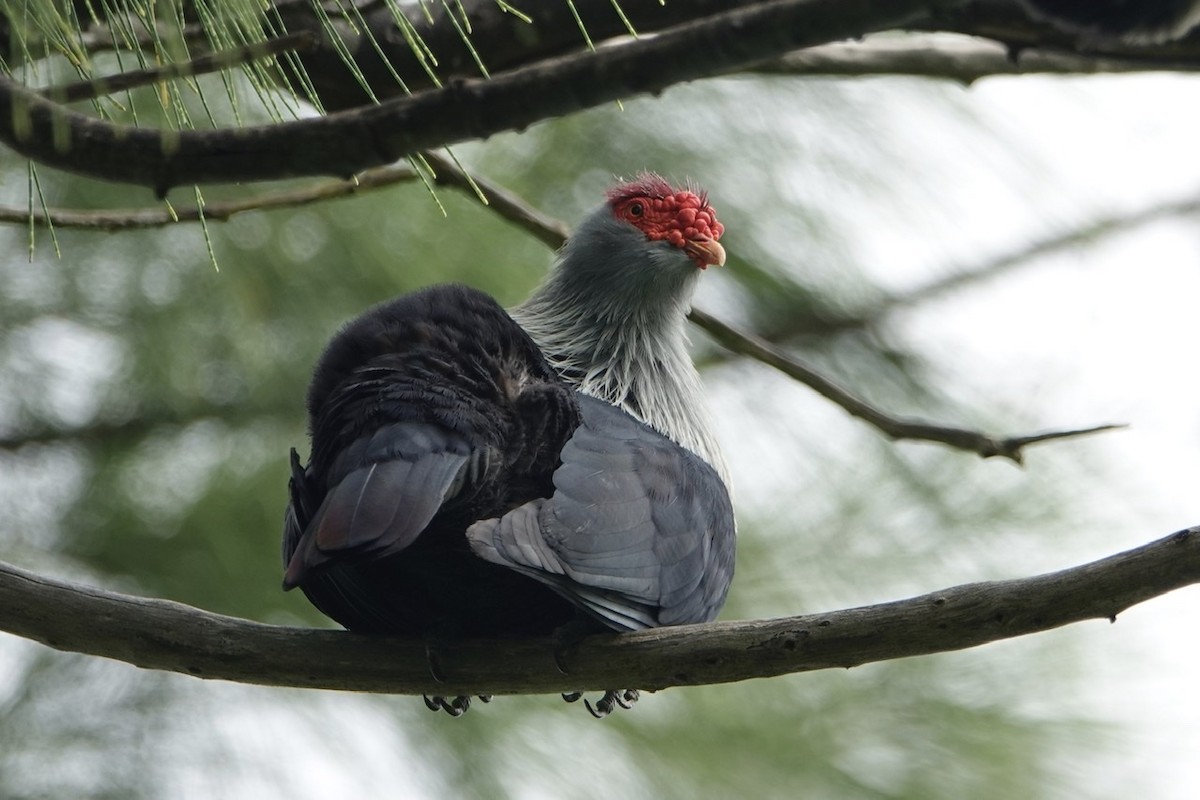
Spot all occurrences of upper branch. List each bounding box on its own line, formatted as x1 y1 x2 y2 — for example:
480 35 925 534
0 0 934 195
754 34 1200 82
0 527 1196 696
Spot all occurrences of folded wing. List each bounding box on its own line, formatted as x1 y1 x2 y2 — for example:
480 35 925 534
466 395 735 631
283 421 483 588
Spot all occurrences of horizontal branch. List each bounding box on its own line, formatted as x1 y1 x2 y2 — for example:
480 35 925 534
755 33 1200 83
0 527 1195 696
0 153 571 239
0 163 424 230
0 0 934 194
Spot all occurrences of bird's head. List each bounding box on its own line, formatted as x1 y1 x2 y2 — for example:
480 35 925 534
546 174 726 313
604 173 726 271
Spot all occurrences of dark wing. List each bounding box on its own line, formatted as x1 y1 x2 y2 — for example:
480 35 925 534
283 421 484 588
466 394 735 632
283 284 576 596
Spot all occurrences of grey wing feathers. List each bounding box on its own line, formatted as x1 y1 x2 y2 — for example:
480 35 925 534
467 395 735 631
284 421 477 588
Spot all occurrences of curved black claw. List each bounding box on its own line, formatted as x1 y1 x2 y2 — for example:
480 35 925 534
422 695 472 716
553 643 572 676
583 689 640 718
561 691 583 703
424 642 447 684
551 618 596 676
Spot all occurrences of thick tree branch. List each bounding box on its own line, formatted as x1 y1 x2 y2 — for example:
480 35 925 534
274 0 774 110
0 0 935 194
0 527 1195 696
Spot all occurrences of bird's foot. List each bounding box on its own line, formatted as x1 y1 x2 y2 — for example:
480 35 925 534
422 640 494 715
551 618 598 675
561 689 640 718
422 694 493 716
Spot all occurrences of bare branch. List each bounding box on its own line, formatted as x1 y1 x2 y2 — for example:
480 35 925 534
420 152 570 249
688 307 1120 462
754 33 1200 83
0 0 935 194
43 31 320 104
276 0 772 110
0 155 570 236
24 1 1200 109
0 163 425 230
0 527 1195 696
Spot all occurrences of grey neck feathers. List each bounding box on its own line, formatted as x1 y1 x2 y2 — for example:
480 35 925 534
510 208 730 485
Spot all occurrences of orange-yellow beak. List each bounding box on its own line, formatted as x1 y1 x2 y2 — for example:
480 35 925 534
684 238 727 270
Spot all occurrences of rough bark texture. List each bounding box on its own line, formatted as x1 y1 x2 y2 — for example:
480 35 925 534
0 0 934 194
1 528 1195 697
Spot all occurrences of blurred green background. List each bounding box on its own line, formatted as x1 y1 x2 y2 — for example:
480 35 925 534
2 53 1200 799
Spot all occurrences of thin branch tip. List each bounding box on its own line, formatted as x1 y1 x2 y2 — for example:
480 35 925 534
999 421 1128 460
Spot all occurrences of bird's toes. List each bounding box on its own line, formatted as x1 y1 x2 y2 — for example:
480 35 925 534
422 695 474 716
579 689 640 718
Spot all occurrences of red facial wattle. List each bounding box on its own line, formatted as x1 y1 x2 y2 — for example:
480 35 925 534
608 177 727 270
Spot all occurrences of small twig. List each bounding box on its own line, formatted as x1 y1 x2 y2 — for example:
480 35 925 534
688 307 1121 463
419 151 571 248
41 31 321 105
0 163 425 230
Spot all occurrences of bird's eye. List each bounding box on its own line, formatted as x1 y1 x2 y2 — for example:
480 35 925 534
628 202 644 217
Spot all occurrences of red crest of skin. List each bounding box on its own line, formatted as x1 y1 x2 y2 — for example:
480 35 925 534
607 173 726 269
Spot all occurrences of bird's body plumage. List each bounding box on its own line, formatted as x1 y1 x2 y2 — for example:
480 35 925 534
283 176 735 649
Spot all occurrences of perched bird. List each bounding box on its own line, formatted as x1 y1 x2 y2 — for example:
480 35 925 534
282 174 736 716
1017 0 1200 43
